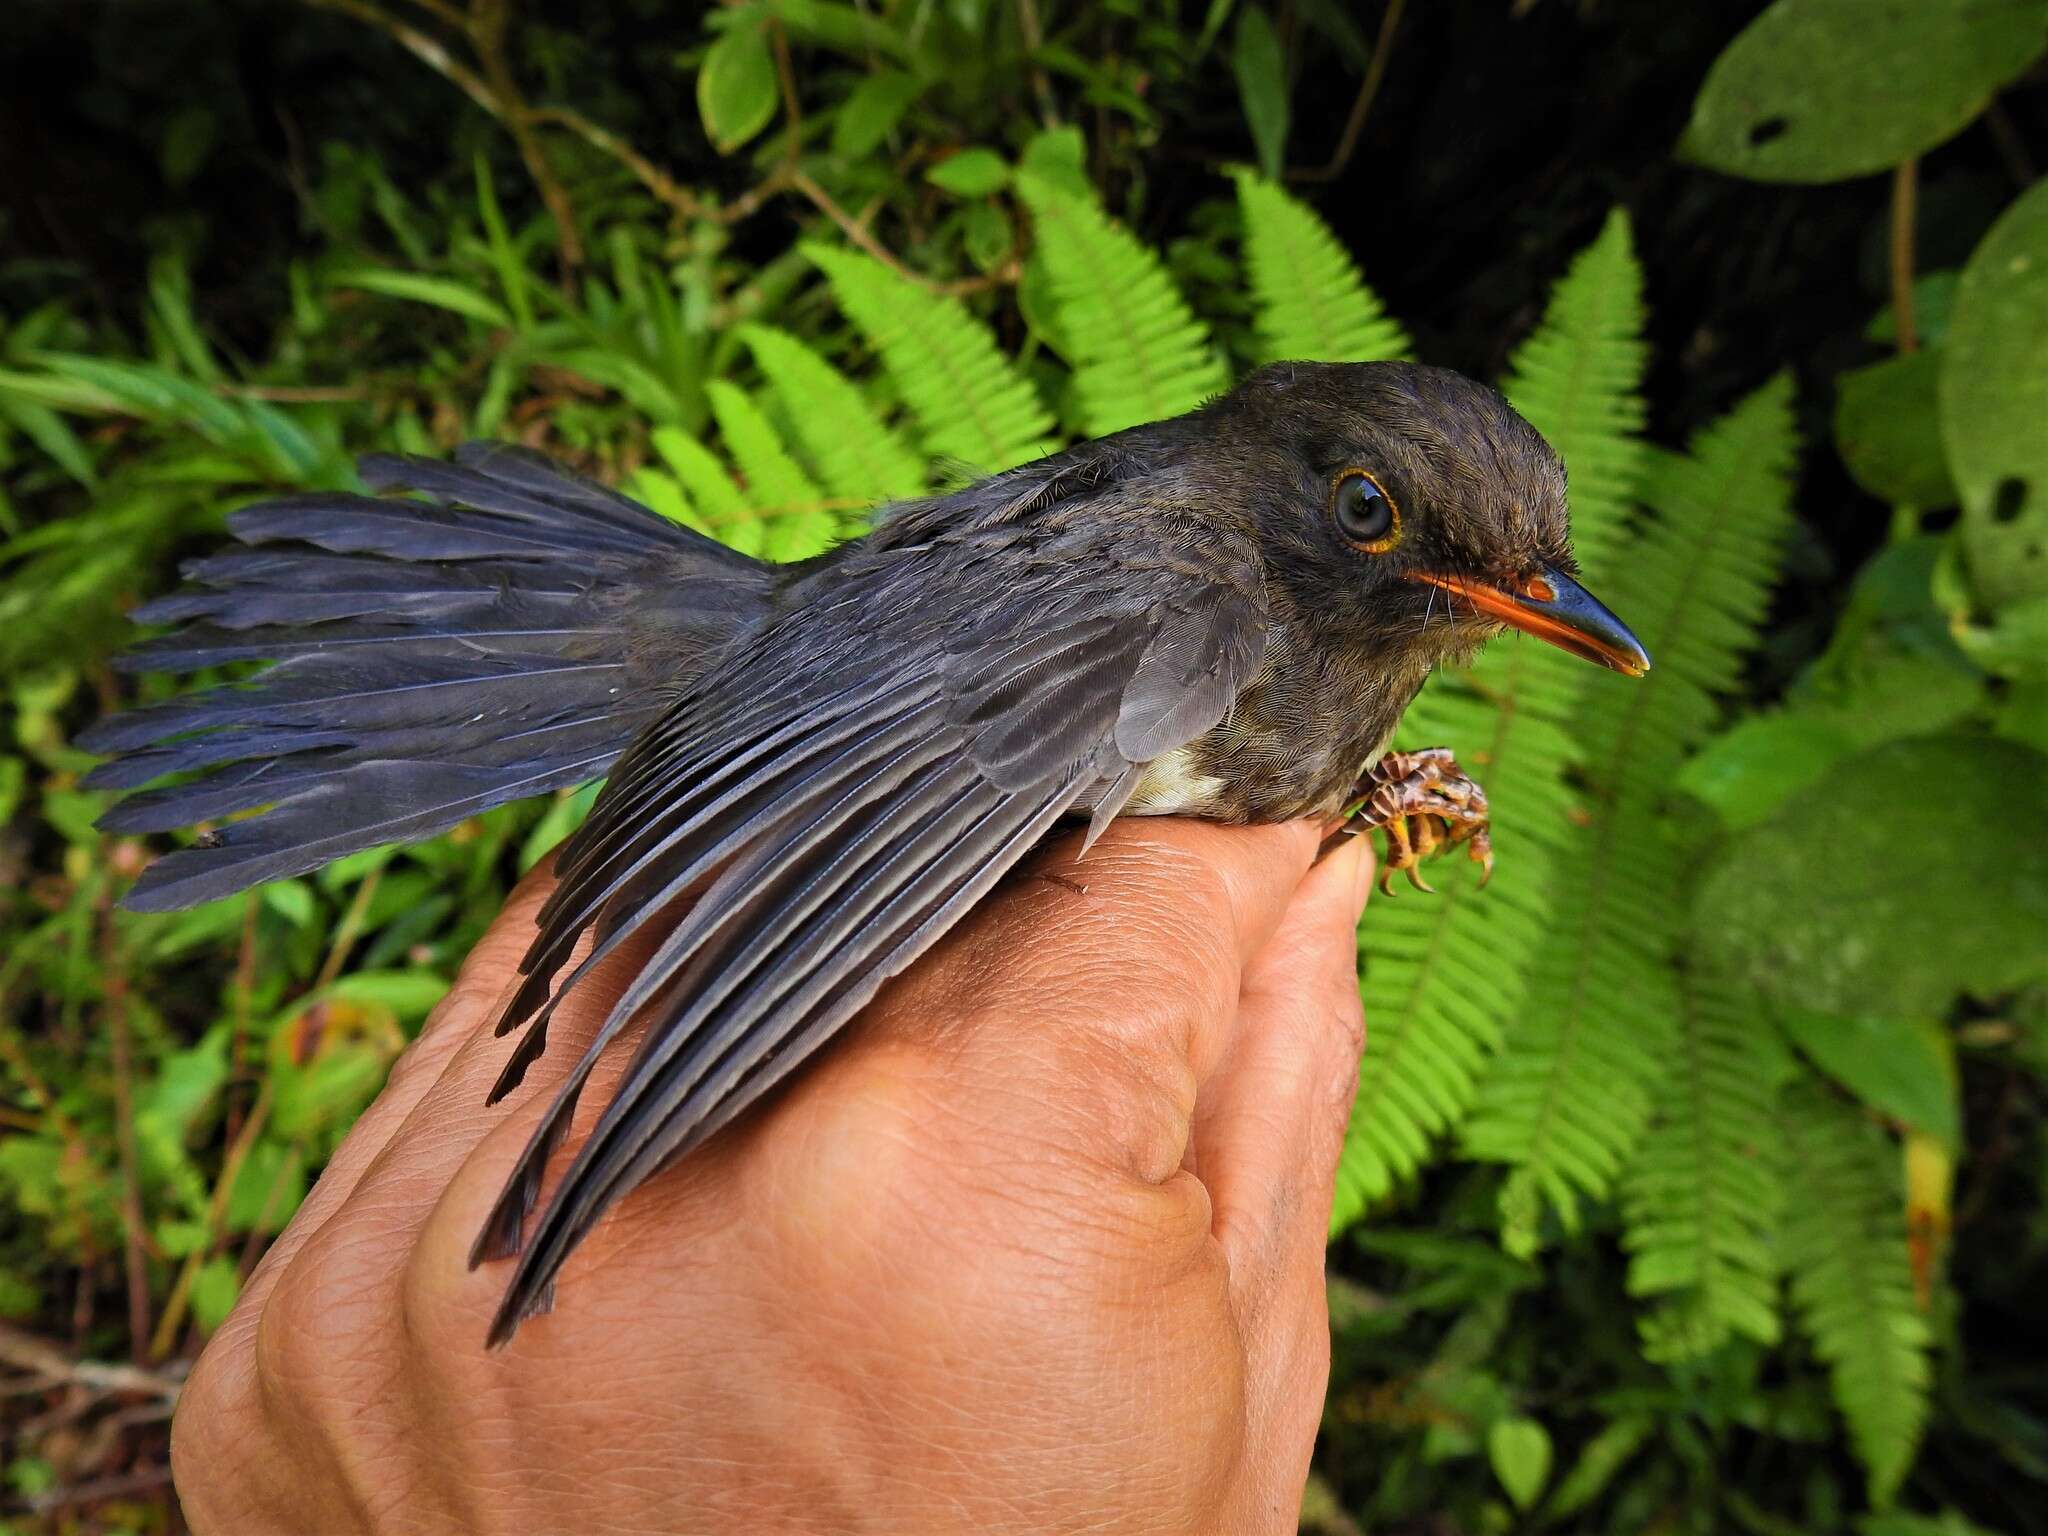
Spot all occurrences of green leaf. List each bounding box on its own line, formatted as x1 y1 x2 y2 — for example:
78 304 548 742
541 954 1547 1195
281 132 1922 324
1868 271 1961 347
1681 0 2048 183
1488 1416 1552 1510
1942 173 2048 606
925 148 1009 197
1779 1010 1961 1151
1336 215 1646 1231
1233 172 1411 364
1953 591 2048 681
1782 1073 1932 1506
741 324 928 504
161 105 219 186
706 380 836 561
1464 377 1797 1252
226 1140 307 1232
696 17 780 154
1694 735 2048 1015
1622 969 1792 1361
806 243 1056 471
1544 1416 1653 1521
832 69 924 159
1018 125 1091 200
191 1255 242 1332
327 267 511 328
1836 350 1956 509
1675 710 1858 829
1015 170 1227 436
1231 5 1290 182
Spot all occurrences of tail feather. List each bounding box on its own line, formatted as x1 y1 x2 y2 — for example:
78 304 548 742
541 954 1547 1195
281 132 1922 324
88 444 774 912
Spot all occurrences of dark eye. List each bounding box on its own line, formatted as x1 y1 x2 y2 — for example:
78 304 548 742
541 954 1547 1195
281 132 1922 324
1332 470 1399 550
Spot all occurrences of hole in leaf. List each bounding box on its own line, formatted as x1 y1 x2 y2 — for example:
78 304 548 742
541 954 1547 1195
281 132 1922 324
1993 476 2028 524
1748 116 1790 147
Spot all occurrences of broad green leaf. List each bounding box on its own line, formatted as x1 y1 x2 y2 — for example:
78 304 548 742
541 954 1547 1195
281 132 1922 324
1488 1416 1552 1510
1544 1416 1653 1521
1681 0 2048 183
1952 591 2048 681
327 267 511 328
925 148 1009 197
696 19 780 154
832 69 924 159
1942 173 2048 606
226 1140 307 1232
1232 5 1289 181
1836 350 1955 509
1778 1009 1961 1151
191 1255 242 1332
1694 734 2048 1015
1675 710 1857 829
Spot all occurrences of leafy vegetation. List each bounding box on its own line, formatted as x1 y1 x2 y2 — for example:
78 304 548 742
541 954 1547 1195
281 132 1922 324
2 2 2045 1532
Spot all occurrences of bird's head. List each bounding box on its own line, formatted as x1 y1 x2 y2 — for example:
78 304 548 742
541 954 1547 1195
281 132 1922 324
1199 360 1649 678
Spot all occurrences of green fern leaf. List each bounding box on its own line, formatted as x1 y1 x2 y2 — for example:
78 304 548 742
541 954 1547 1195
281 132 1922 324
1335 217 1648 1227
1621 967 1792 1362
803 243 1056 473
1500 208 1647 577
739 324 929 511
1781 1072 1933 1507
1233 172 1411 364
1014 171 1227 435
645 424 767 559
704 380 836 562
1462 375 1799 1252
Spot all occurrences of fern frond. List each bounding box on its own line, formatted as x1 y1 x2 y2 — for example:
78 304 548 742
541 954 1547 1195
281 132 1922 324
1501 209 1648 577
704 380 836 562
1781 1073 1933 1507
739 324 929 509
644 424 766 558
1014 171 1227 436
1462 375 1798 1252
1335 218 1649 1227
1232 172 1411 365
803 243 1056 473
1621 966 1791 1362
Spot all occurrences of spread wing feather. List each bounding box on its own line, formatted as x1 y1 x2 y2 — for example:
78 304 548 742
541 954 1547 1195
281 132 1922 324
471 519 1269 1342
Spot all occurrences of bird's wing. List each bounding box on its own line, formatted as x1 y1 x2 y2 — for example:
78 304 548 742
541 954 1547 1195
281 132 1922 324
472 520 1267 1342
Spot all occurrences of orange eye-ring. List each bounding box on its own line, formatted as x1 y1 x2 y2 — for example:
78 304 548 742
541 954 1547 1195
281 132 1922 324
1331 469 1400 552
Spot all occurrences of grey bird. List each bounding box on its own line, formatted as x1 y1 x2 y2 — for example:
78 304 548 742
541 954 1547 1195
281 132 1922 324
82 360 1649 1343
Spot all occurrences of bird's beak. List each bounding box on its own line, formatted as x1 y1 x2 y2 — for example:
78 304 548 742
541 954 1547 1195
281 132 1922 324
1409 564 1651 677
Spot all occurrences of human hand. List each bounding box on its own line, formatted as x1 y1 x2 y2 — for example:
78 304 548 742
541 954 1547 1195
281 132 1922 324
171 818 1375 1535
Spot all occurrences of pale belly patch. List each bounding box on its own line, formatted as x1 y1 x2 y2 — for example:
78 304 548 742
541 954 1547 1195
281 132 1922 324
1125 747 1232 816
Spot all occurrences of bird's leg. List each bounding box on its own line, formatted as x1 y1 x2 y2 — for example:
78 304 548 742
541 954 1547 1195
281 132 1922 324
1341 748 1493 896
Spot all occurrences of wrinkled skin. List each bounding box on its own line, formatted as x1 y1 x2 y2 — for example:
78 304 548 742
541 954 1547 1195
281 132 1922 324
172 819 1374 1535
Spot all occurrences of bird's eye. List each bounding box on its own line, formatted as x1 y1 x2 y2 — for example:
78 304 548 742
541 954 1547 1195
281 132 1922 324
1332 470 1400 551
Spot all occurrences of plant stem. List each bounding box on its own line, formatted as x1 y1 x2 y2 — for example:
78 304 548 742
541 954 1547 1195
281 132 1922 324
1890 157 1919 355
1293 0 1407 184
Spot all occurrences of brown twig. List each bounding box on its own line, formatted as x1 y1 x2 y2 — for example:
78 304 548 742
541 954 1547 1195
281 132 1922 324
468 0 584 275
1292 0 1407 184
1015 0 1060 129
1984 98 2037 189
99 906 153 1365
24 1465 177 1515
770 21 804 161
0 1323 185 1403
315 864 385 992
1891 156 1919 355
301 0 500 118
148 1082 274 1360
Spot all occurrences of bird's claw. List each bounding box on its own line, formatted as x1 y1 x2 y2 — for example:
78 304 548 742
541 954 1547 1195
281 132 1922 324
1346 747 1493 897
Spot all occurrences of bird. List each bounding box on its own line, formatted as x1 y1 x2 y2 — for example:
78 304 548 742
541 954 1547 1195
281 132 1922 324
81 360 1649 1343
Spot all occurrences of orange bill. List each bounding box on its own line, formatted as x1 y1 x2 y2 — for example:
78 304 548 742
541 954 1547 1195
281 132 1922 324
1409 565 1650 676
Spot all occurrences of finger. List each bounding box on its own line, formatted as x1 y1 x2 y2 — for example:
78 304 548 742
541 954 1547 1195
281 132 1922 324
1199 832 1371 1314
1198 835 1371 1520
867 816 1323 1180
